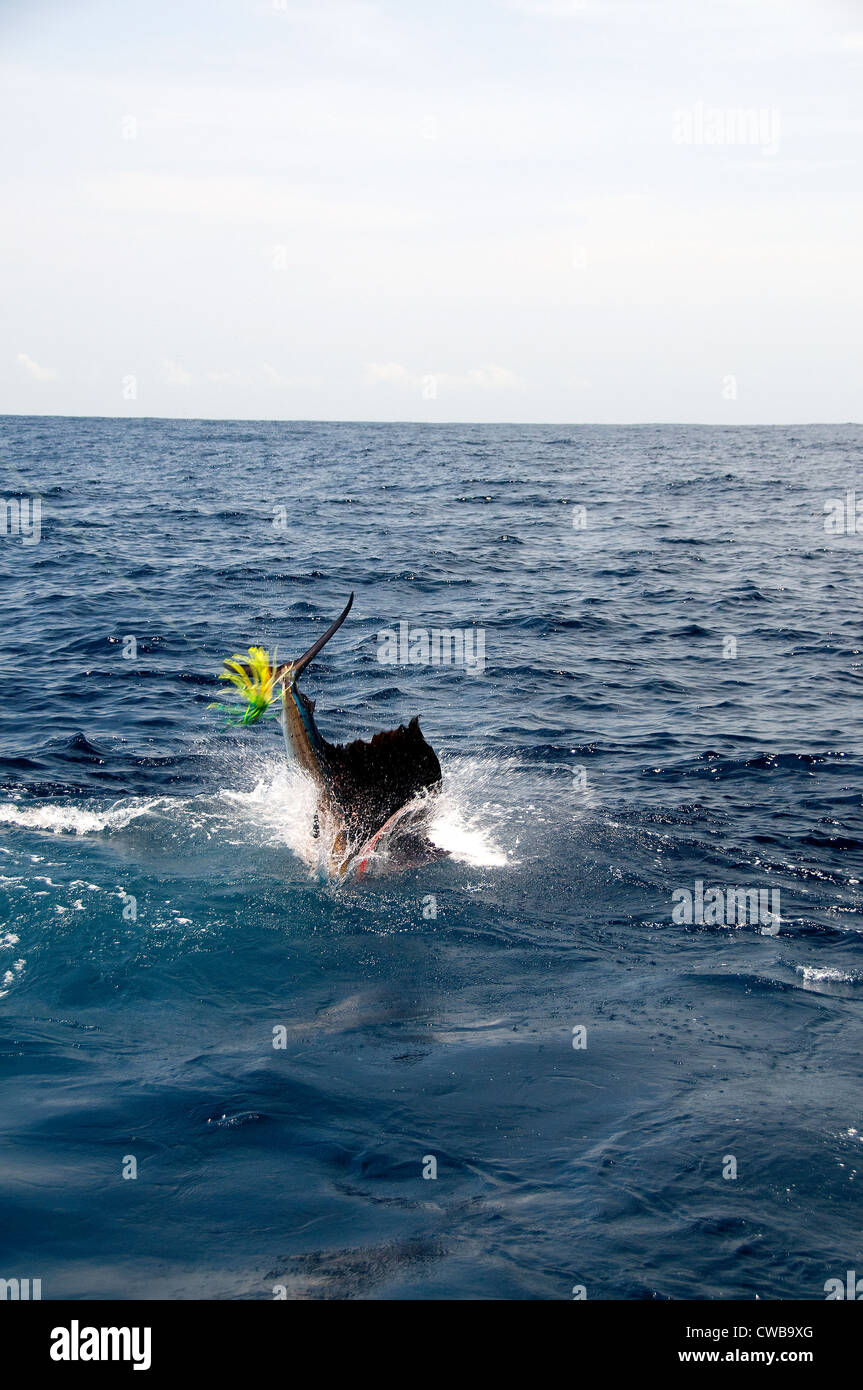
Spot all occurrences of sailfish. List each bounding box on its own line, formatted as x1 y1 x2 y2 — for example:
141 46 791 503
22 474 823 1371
219 594 444 877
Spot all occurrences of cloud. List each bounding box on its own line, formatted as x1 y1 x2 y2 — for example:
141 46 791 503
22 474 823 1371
505 0 588 15
204 365 280 387
365 362 414 386
160 359 194 385
16 351 57 381
365 362 521 393
84 174 421 233
2 0 861 424
159 360 315 390
463 365 520 390
262 1 402 60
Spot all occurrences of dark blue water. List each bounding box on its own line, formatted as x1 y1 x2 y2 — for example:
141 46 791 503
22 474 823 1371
1 417 862 1300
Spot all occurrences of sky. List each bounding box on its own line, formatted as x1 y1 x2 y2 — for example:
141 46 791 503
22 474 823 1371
1 0 861 423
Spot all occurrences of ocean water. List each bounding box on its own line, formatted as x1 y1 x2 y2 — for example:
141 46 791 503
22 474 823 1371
1 416 862 1301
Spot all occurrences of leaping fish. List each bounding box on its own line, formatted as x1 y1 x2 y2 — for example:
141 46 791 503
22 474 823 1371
215 594 445 877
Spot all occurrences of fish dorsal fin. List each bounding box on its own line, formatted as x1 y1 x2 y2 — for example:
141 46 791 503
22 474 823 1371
322 717 441 841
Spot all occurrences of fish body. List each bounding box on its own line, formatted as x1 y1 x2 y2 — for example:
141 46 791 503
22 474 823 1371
223 595 444 876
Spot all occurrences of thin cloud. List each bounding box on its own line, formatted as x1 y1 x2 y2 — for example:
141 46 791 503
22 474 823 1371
160 360 194 385
16 351 57 381
365 362 414 386
365 362 521 392
505 0 588 15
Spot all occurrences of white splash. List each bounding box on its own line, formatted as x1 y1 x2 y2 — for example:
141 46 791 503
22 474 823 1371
0 798 167 835
426 758 512 868
217 751 514 873
0 751 520 877
219 760 327 869
796 964 858 985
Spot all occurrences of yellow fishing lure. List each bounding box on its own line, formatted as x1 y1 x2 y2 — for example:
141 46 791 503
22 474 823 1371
210 646 279 724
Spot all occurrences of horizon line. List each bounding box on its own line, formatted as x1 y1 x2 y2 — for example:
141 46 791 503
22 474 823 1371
1 412 860 429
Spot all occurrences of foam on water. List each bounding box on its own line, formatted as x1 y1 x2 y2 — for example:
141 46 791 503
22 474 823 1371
0 749 516 878
0 798 169 835
218 760 327 868
216 750 513 873
426 756 513 868
795 964 860 985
